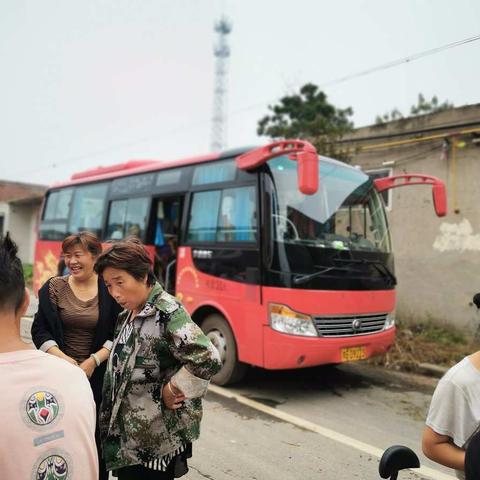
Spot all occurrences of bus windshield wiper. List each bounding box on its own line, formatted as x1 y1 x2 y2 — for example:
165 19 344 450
333 258 397 286
293 265 353 285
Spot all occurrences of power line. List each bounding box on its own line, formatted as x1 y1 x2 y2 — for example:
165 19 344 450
232 33 480 114
319 34 480 89
12 33 480 179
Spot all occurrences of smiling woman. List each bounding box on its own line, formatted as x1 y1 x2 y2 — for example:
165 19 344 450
31 231 122 480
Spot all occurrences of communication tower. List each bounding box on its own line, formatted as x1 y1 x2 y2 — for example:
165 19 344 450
211 17 232 152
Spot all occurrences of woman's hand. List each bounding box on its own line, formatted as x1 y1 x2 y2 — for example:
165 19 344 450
63 355 79 367
46 346 79 367
79 357 96 378
162 381 186 410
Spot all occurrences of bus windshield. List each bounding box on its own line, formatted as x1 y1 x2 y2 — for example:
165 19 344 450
268 155 391 253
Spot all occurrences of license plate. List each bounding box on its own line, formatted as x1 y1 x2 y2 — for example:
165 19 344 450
341 346 367 362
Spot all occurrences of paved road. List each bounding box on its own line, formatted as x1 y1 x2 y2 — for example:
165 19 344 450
21 295 455 480
187 364 455 480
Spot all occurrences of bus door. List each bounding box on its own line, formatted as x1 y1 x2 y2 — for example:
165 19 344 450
176 171 263 379
148 195 184 294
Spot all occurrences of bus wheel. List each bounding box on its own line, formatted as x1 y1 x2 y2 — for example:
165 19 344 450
202 314 247 386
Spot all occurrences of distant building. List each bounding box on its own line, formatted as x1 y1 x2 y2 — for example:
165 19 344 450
342 103 480 331
0 180 47 264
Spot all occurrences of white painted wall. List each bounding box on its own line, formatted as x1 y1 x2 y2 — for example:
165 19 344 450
5 202 41 264
346 106 480 331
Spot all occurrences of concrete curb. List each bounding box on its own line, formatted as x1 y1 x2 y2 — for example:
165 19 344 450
417 362 448 378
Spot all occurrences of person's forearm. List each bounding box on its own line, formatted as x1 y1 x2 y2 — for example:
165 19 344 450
92 347 111 364
424 443 465 471
46 345 77 364
46 345 68 359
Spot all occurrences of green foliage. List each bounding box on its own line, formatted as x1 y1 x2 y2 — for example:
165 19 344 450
257 83 354 162
23 263 33 287
410 93 454 116
375 93 454 125
375 108 404 125
410 320 466 346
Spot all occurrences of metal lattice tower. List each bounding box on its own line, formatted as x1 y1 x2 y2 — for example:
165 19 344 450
211 16 232 152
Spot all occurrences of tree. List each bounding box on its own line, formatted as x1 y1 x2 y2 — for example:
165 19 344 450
410 93 453 116
375 108 404 125
375 93 454 125
257 83 354 162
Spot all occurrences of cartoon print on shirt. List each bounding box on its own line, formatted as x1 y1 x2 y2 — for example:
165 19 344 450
20 387 64 431
27 391 59 426
36 455 68 480
33 453 69 480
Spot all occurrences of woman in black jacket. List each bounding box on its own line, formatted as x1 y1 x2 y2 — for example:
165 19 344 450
31 231 121 480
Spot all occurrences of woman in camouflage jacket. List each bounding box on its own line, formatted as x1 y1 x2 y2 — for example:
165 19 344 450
94 239 221 480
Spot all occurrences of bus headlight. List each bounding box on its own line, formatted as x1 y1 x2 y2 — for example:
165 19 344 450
384 312 395 329
269 303 317 337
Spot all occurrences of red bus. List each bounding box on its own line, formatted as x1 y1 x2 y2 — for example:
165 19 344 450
33 140 446 384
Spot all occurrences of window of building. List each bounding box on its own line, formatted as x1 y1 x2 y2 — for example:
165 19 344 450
187 186 257 243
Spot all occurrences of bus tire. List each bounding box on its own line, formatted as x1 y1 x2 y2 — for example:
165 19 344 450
202 314 247 386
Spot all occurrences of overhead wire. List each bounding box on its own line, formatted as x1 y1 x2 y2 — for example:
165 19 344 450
11 33 480 179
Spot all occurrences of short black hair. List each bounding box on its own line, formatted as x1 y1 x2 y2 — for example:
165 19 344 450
0 233 25 313
94 237 156 286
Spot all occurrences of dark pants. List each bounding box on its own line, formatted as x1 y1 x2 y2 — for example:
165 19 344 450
117 462 175 480
90 375 108 480
465 429 480 480
95 416 108 480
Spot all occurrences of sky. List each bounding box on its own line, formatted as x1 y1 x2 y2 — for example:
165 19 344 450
1 0 480 186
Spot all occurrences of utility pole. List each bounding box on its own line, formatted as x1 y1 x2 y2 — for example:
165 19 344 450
211 16 232 152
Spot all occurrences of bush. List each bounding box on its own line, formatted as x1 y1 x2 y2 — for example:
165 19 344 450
23 263 33 287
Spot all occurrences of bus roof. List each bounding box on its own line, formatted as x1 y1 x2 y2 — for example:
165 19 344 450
49 145 361 190
51 146 255 189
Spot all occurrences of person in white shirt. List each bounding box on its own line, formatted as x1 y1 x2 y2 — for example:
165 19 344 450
0 233 98 479
422 351 480 480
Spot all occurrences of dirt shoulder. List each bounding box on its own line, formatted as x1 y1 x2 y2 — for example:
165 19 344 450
369 321 480 376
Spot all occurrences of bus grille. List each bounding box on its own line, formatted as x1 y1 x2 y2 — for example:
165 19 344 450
313 313 388 337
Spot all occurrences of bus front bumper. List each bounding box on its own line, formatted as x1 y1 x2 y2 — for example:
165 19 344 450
262 326 396 370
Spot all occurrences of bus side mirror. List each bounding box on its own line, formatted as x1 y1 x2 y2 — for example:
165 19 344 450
432 182 447 217
297 151 319 195
237 140 319 195
374 174 447 217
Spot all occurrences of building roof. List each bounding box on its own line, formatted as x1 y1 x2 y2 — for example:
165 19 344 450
0 180 47 203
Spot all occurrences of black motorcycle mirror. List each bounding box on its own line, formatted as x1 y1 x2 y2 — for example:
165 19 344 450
473 293 480 309
379 445 420 480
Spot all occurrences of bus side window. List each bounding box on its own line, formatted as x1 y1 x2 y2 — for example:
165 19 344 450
187 191 221 242
39 188 74 240
68 183 108 238
187 188 257 244
107 200 127 239
106 197 150 241
218 186 257 243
